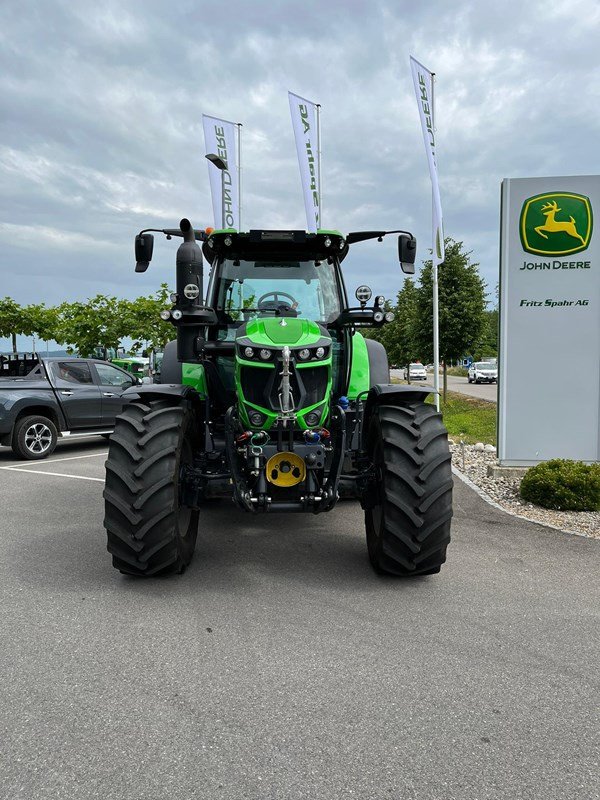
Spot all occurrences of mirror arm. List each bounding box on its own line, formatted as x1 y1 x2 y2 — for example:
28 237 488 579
346 229 415 245
139 228 207 242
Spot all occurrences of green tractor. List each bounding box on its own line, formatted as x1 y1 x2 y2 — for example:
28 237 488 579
110 355 149 380
103 220 452 577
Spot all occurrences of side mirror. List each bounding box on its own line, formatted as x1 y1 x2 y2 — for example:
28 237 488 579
398 234 416 274
135 234 154 273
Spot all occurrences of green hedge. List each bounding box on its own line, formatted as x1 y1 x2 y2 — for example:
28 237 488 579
520 459 600 512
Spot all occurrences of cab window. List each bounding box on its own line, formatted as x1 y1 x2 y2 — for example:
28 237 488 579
95 363 133 388
53 361 93 384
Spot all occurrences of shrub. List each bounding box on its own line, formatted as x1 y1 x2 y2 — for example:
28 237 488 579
520 459 600 512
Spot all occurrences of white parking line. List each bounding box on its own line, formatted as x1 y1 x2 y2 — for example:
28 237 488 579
1 466 104 482
0 452 108 469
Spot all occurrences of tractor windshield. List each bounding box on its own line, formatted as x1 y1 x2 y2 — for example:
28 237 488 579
212 258 343 324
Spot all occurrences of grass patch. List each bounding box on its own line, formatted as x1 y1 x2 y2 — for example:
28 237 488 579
390 378 497 444
435 392 496 445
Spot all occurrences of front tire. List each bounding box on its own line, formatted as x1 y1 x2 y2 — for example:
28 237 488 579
365 401 453 576
103 398 199 576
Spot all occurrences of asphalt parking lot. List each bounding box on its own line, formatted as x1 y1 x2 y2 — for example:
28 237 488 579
0 440 598 800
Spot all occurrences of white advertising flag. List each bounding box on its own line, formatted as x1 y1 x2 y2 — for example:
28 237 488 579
410 57 444 265
288 91 321 233
202 114 240 230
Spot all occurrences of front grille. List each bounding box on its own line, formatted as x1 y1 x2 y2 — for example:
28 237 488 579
296 366 328 407
240 363 328 411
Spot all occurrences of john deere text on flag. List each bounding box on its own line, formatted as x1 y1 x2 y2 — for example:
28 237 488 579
410 57 444 265
288 92 320 233
202 114 240 230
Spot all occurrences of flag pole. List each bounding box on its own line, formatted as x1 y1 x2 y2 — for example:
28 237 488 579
237 123 242 232
431 71 441 412
316 103 322 230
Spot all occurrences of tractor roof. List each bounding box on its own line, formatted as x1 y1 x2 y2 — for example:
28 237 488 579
202 230 350 263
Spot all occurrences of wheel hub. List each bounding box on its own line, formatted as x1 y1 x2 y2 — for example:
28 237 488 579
25 423 52 454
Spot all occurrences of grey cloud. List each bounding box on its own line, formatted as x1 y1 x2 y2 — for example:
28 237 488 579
1 0 599 352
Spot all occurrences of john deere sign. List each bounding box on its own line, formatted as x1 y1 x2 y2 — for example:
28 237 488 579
499 175 600 466
519 192 593 256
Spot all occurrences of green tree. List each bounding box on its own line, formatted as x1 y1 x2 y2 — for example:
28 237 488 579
0 297 23 353
414 238 486 399
474 308 498 359
23 304 60 348
55 295 132 357
0 298 60 353
386 278 419 376
127 284 173 354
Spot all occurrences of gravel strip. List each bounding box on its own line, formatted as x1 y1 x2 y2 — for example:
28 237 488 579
450 443 600 539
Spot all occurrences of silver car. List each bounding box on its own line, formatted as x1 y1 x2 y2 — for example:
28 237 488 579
468 362 497 384
403 363 428 381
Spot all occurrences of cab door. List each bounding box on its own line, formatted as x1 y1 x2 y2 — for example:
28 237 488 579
92 362 134 426
49 360 102 429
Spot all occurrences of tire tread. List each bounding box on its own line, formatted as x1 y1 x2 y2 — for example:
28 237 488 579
365 400 453 576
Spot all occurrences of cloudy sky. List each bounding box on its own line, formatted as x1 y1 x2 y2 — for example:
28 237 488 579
1 0 599 348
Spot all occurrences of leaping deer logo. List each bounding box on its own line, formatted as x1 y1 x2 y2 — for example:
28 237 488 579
534 200 586 244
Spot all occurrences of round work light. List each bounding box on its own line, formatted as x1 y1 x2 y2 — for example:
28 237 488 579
184 283 200 300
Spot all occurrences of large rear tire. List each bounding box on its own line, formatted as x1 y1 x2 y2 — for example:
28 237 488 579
365 401 453 576
103 398 199 576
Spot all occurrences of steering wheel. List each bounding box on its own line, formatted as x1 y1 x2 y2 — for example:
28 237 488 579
257 291 299 316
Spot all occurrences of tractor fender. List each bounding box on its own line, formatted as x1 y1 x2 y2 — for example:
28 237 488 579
157 340 181 384
361 384 433 450
364 338 389 385
121 382 202 411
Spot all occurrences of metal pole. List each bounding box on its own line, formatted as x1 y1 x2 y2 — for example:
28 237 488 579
221 169 225 229
237 123 242 231
432 216 440 412
316 103 322 230
431 71 441 412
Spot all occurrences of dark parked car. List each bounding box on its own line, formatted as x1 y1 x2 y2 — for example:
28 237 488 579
0 355 140 459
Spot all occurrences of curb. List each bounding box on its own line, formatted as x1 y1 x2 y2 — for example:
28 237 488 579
451 465 592 539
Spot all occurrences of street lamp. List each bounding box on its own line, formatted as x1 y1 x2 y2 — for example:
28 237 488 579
205 153 228 229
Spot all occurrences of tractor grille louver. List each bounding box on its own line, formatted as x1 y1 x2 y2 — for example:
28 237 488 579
240 364 328 411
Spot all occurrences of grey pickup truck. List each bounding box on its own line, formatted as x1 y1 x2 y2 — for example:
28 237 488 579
0 355 141 460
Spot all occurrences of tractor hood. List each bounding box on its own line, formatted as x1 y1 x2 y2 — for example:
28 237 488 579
234 316 333 431
240 317 328 347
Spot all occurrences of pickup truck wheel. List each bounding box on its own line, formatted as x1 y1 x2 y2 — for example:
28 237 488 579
364 401 453 576
12 415 58 460
103 398 199 577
